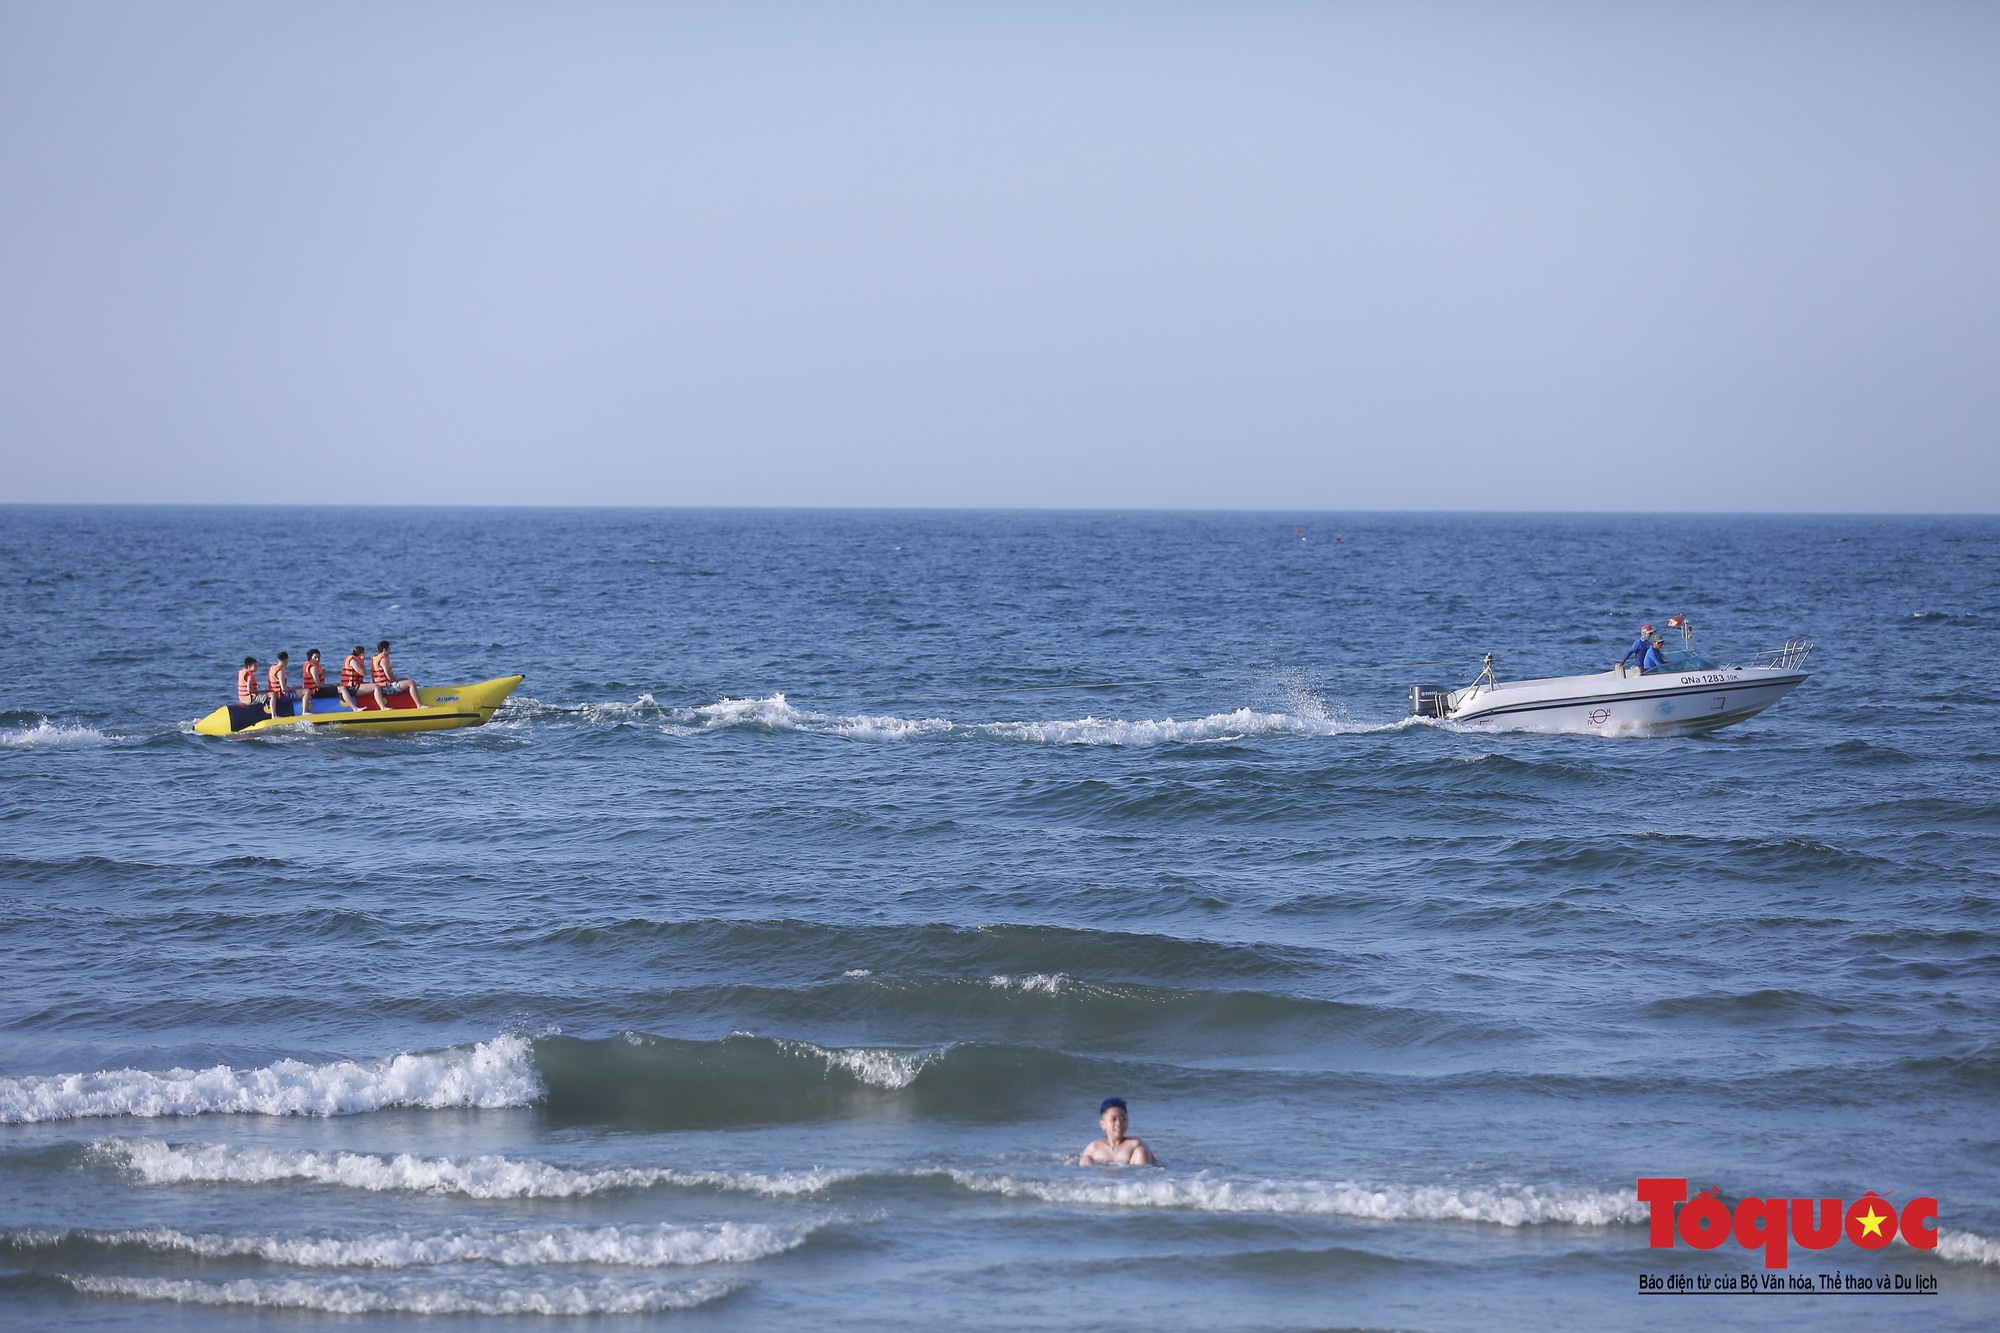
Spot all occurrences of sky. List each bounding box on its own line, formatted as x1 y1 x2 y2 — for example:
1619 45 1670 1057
2 1 1996 511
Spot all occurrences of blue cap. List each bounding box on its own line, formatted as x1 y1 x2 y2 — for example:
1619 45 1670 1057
1099 1097 1127 1114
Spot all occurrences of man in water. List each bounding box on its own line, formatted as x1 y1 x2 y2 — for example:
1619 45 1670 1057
1078 1096 1156 1166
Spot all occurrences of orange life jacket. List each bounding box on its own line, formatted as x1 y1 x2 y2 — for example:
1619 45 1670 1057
340 654 366 689
301 659 324 691
372 651 393 686
237 665 260 703
268 662 289 695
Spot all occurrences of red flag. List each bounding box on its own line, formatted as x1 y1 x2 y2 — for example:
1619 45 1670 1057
1666 615 1685 628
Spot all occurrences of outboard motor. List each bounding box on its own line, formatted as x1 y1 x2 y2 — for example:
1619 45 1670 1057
1409 684 1453 718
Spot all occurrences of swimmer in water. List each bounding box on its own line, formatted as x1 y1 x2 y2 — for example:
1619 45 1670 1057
1078 1096 1156 1166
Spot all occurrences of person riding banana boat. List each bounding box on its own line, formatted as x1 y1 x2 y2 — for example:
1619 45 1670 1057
197 642 522 736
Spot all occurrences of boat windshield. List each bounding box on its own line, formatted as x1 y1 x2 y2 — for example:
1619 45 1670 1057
1655 647 1718 671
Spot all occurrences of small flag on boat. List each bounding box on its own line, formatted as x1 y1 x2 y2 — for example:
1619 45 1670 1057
1667 615 1685 629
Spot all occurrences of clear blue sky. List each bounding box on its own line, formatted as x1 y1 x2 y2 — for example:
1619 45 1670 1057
3 2 1996 511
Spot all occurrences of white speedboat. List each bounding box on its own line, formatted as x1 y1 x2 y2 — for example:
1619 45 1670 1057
1409 626 1813 736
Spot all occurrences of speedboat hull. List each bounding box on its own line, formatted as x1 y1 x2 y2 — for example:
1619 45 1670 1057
192 675 524 736
1431 665 1807 736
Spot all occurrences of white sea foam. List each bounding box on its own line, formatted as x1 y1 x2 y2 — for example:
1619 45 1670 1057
985 973 1069 994
560 693 668 724
9 1221 810 1268
62 1274 739 1315
976 708 1344 747
98 1139 855 1199
843 968 873 978
0 1036 540 1123
0 719 113 748
657 692 1392 747
672 693 950 741
949 1171 1646 1227
1934 1227 2000 1266
776 1039 942 1089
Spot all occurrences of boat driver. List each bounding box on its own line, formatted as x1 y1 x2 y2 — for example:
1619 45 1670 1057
1620 625 1665 675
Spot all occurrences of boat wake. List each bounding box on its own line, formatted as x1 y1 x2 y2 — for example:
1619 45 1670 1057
0 716 115 748
506 690 1403 746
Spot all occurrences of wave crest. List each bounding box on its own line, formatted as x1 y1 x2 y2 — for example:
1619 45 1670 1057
1935 1228 2000 1266
61 1274 740 1315
96 1139 854 1199
6 1221 811 1268
774 1038 942 1089
0 1036 540 1123
949 1171 1646 1227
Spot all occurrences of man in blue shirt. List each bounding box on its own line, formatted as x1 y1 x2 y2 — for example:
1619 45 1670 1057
1621 625 1664 674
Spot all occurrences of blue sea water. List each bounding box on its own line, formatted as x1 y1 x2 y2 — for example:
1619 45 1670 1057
0 506 1995 1330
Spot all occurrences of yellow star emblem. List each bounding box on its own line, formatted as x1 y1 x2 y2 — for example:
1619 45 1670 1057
1855 1205 1889 1238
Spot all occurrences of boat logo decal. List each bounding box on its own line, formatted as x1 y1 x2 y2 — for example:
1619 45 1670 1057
1588 708 1610 725
436 696 458 702
1657 700 1676 716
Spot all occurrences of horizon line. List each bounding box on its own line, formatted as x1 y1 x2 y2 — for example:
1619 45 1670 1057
3 501 1995 519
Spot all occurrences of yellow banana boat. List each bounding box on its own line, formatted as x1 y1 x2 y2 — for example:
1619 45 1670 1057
193 675 524 736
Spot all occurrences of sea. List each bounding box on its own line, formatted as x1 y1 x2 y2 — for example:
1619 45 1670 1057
0 507 1994 1331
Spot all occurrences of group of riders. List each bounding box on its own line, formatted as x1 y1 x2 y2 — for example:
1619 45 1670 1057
234 640 420 716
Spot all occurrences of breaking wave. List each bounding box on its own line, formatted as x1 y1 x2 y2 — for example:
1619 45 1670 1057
948 1171 1647 1227
529 1032 1091 1125
94 1140 1653 1234
0 1036 540 1123
95 1139 857 1199
985 973 1069 994
1935 1227 2000 1266
5 1031 1103 1129
772 1038 941 1089
60 1274 740 1315
5 1221 812 1268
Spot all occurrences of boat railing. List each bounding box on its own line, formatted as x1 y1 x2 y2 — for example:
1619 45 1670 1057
1744 639 1815 671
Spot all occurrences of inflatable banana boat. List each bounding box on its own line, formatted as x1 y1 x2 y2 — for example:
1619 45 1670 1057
192 675 524 736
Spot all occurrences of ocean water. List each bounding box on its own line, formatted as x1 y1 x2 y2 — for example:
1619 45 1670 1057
0 506 1995 1331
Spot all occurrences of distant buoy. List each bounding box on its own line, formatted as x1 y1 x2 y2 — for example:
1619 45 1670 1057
1335 536 1343 543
